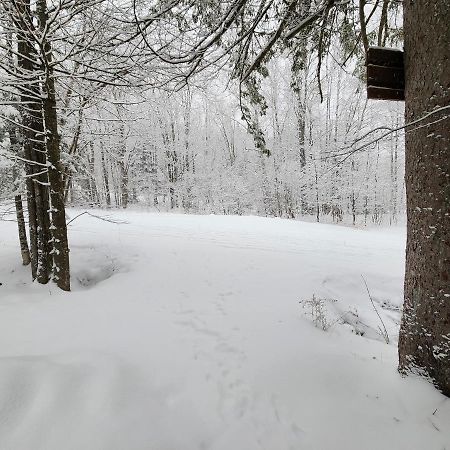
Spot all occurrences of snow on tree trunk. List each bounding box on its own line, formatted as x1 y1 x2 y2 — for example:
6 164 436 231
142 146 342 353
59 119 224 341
37 0 71 291
15 0 51 283
398 0 450 396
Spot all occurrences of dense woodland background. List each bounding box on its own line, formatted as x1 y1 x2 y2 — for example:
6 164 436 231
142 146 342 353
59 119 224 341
0 2 404 226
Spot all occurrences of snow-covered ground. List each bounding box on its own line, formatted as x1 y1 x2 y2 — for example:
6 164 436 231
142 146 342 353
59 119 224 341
0 211 449 450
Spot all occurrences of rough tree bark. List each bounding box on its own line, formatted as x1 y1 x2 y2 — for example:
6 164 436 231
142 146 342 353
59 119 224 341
37 0 71 291
398 0 450 396
14 0 51 283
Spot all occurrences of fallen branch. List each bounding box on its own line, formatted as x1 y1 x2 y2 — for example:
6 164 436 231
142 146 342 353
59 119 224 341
66 211 129 226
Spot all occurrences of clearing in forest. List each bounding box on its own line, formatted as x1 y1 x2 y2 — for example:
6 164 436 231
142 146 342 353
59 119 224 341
0 211 449 450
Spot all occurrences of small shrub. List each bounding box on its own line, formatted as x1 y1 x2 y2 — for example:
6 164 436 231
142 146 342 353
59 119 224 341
300 294 337 331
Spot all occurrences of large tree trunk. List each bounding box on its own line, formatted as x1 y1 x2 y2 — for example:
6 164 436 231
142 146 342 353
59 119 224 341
37 0 71 291
14 0 52 283
398 0 450 396
43 80 71 291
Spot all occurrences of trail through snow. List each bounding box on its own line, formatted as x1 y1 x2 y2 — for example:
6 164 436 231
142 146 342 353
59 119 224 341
0 211 449 450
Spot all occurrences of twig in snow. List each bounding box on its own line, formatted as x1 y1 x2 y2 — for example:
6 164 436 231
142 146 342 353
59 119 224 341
428 418 440 432
361 275 390 344
66 211 129 226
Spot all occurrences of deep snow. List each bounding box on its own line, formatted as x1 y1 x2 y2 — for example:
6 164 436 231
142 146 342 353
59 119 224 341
0 211 449 450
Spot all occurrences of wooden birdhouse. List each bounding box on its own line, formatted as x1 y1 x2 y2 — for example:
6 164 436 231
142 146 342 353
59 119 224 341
366 47 405 101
